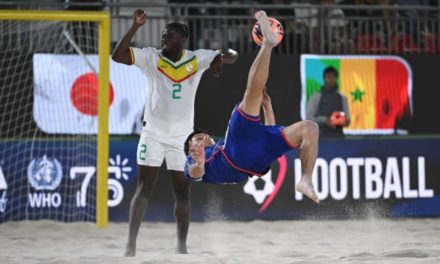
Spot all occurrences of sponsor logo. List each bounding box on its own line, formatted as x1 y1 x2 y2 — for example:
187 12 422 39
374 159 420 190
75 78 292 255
69 154 133 208
28 192 62 208
108 154 132 207
27 155 63 208
27 155 62 191
294 156 434 201
244 155 434 214
70 166 95 208
242 156 288 214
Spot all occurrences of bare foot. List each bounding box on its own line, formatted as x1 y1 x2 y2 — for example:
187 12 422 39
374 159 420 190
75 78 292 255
254 10 278 47
124 245 136 257
296 180 319 204
177 245 188 254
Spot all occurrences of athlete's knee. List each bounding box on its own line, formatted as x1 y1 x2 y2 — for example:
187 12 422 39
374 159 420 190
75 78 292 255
173 185 190 203
303 120 319 139
295 120 319 145
138 182 155 200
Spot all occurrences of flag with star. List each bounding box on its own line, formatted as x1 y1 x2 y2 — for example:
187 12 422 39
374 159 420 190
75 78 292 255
300 55 413 135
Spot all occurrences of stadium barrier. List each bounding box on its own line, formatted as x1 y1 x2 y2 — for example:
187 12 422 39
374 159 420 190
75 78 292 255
110 2 440 55
1 1 439 54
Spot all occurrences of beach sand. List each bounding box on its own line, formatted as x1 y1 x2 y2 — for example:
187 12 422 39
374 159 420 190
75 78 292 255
1 219 440 264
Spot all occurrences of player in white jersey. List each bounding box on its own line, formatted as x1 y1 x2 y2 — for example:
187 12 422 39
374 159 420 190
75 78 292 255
111 9 238 256
130 47 220 143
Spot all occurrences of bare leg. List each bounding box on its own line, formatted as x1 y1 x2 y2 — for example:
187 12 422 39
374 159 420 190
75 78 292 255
283 120 320 203
170 170 191 254
240 10 279 116
125 165 160 257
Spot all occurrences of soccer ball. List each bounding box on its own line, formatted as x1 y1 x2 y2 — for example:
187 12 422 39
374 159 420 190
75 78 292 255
252 17 284 47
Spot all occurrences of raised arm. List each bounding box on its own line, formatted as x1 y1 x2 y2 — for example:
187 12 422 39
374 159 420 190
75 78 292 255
209 48 239 77
111 9 147 65
262 88 275 126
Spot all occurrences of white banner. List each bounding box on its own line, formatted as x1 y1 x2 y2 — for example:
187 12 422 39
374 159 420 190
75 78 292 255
33 54 149 134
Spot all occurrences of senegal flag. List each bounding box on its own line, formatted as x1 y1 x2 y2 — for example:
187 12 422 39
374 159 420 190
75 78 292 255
301 55 413 135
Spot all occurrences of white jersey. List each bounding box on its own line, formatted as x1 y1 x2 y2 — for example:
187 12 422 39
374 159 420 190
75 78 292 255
130 47 219 144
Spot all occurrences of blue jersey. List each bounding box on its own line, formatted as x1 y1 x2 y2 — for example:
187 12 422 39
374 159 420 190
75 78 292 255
184 140 250 184
184 105 296 184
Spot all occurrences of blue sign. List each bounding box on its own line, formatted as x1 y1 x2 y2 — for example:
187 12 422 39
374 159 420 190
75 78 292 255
0 138 439 223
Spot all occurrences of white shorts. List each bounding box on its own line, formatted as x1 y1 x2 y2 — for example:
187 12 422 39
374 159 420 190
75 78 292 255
136 133 186 171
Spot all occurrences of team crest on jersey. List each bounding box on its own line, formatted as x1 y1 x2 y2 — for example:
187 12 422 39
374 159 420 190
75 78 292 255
185 63 193 72
27 155 63 191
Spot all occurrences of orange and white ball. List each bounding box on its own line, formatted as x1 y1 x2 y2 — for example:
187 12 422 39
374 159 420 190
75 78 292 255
252 17 284 47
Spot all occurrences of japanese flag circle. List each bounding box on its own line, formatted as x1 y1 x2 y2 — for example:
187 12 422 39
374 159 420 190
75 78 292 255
70 72 114 116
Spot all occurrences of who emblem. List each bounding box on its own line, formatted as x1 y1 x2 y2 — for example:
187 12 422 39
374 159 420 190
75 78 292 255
27 155 63 191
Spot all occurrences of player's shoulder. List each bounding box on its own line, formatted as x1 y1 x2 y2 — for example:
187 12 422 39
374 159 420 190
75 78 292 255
133 46 159 55
190 49 220 57
183 49 208 57
179 49 195 58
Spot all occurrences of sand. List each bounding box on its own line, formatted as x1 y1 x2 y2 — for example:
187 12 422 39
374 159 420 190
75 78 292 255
1 219 440 264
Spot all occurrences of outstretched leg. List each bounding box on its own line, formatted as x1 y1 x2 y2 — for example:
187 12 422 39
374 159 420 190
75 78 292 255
283 120 320 203
125 165 160 257
240 10 279 116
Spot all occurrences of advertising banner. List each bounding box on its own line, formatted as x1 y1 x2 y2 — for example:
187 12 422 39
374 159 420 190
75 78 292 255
0 138 439 223
0 140 138 222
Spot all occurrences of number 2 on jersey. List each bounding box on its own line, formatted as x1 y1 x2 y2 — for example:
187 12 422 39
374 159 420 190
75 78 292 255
139 144 147 160
172 84 182 99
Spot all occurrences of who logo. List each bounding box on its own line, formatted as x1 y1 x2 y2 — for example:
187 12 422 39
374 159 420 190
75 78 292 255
27 155 62 191
27 156 63 208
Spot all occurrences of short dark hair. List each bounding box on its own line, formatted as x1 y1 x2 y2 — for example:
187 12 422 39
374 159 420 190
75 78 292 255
323 66 338 78
165 22 189 39
184 130 207 156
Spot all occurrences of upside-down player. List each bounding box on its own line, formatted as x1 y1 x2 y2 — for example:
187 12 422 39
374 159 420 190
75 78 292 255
184 11 319 203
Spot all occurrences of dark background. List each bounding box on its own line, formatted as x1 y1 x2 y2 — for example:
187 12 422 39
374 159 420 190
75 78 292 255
194 53 440 136
1 53 440 138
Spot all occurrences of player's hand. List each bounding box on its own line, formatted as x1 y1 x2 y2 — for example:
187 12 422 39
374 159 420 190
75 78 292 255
210 55 224 77
189 142 205 166
220 48 239 64
133 9 147 27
